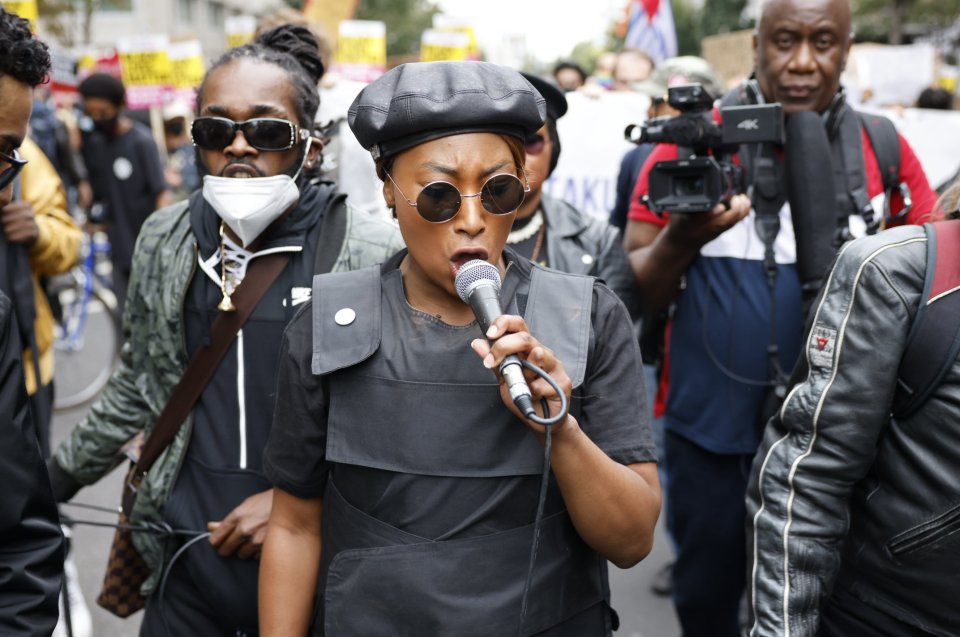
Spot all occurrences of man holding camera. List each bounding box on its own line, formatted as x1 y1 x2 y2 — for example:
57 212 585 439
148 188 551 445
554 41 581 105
624 0 937 634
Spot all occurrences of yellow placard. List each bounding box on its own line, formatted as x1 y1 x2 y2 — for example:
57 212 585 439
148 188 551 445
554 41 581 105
226 32 253 49
337 36 386 67
420 30 470 63
2 0 38 30
225 15 257 50
77 53 97 74
420 44 465 62
119 50 172 87
172 55 204 89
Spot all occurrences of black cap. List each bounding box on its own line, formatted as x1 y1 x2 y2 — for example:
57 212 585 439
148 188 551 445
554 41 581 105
348 61 546 161
520 72 567 122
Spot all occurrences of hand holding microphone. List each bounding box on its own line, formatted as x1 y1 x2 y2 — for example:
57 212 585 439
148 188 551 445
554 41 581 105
456 260 570 428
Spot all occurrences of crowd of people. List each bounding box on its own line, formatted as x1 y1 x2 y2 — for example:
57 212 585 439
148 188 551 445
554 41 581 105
1 0 960 635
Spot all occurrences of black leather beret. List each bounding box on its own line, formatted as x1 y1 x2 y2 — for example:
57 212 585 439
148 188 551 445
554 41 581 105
348 61 547 160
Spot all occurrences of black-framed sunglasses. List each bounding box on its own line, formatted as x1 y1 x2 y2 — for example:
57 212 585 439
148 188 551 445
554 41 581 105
386 172 530 223
191 116 308 151
524 133 546 156
0 148 27 191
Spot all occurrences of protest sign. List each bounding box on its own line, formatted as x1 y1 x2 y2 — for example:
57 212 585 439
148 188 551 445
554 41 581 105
2 0 37 30
225 15 257 50
334 20 386 83
549 91 650 221
420 29 470 62
117 35 172 109
168 40 204 107
850 44 936 107
432 15 480 60
702 29 754 88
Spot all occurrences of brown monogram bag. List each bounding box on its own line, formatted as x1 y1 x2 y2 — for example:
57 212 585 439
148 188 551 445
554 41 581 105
96 463 150 616
95 252 291 617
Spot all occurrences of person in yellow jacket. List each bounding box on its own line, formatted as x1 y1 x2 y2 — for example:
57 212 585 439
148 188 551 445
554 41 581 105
1 135 82 452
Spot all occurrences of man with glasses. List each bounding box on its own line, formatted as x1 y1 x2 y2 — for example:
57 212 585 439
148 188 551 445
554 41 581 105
511 73 635 311
48 24 402 635
0 7 65 635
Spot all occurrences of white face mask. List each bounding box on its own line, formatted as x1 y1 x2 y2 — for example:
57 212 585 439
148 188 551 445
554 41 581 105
202 138 312 247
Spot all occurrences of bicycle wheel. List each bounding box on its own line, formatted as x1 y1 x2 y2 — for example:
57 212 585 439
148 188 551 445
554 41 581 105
53 281 122 410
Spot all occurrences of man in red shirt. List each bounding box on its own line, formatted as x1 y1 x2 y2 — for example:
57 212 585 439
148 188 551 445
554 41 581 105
622 0 938 634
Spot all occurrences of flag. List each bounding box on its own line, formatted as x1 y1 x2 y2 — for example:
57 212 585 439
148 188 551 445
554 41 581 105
625 0 678 63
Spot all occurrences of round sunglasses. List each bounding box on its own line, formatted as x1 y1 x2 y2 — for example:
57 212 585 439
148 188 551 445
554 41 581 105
0 148 27 191
191 116 308 152
386 172 530 223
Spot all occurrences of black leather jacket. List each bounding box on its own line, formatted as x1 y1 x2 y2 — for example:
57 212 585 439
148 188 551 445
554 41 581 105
0 291 63 637
746 224 960 637
541 193 637 318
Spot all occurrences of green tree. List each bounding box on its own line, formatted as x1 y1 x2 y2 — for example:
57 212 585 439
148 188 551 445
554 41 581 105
673 0 704 55
354 0 440 58
700 0 752 38
853 0 960 45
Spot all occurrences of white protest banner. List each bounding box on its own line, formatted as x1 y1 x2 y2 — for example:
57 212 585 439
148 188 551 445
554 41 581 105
420 29 470 62
117 35 172 110
547 90 650 221
225 15 257 50
334 20 386 83
850 44 936 107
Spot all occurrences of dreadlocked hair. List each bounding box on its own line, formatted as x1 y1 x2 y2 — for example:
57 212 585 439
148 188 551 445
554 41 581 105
197 23 324 127
0 7 51 88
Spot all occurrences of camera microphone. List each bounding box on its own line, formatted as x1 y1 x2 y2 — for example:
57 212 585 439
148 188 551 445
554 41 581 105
455 260 537 419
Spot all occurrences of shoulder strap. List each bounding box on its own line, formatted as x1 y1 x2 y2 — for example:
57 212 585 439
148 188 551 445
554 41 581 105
524 266 594 389
123 251 291 514
858 112 901 193
313 192 349 276
311 264 382 375
831 105 875 235
893 221 960 419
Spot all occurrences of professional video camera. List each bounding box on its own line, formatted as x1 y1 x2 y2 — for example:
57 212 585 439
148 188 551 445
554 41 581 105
624 84 784 213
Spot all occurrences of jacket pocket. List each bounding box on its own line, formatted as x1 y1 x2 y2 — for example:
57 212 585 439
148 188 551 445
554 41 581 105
887 501 960 557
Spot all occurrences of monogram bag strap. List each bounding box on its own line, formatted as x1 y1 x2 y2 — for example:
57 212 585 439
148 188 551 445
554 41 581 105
122 251 291 515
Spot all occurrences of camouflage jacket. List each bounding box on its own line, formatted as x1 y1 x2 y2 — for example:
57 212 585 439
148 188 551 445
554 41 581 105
54 194 402 594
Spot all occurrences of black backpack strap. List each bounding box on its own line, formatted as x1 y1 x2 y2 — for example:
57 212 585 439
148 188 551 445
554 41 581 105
313 192 349 276
893 221 960 419
857 112 910 226
830 104 875 237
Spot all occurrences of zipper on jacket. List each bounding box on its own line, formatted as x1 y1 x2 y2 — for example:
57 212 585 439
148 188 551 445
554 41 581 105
888 502 960 556
237 328 247 469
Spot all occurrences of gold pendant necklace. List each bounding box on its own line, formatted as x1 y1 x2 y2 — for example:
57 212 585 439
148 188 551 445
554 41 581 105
217 222 236 312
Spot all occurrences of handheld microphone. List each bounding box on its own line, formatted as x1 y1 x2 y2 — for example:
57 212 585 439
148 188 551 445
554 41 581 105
455 259 537 419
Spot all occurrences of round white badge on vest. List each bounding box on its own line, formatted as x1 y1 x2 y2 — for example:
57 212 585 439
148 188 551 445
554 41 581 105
581 254 594 265
334 308 356 326
113 157 133 180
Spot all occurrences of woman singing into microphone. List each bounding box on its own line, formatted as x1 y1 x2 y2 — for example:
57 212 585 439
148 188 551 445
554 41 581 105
259 61 660 636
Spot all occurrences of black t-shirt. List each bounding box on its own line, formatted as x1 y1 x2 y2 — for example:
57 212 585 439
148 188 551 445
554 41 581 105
81 121 166 271
263 252 656 542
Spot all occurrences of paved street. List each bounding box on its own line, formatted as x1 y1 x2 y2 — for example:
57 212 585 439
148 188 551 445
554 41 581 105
51 312 680 636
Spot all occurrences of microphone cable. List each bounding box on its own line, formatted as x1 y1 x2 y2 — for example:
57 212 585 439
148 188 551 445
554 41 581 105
516 359 568 637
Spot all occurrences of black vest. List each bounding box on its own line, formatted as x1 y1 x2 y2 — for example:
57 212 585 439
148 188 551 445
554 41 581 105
309 257 611 635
